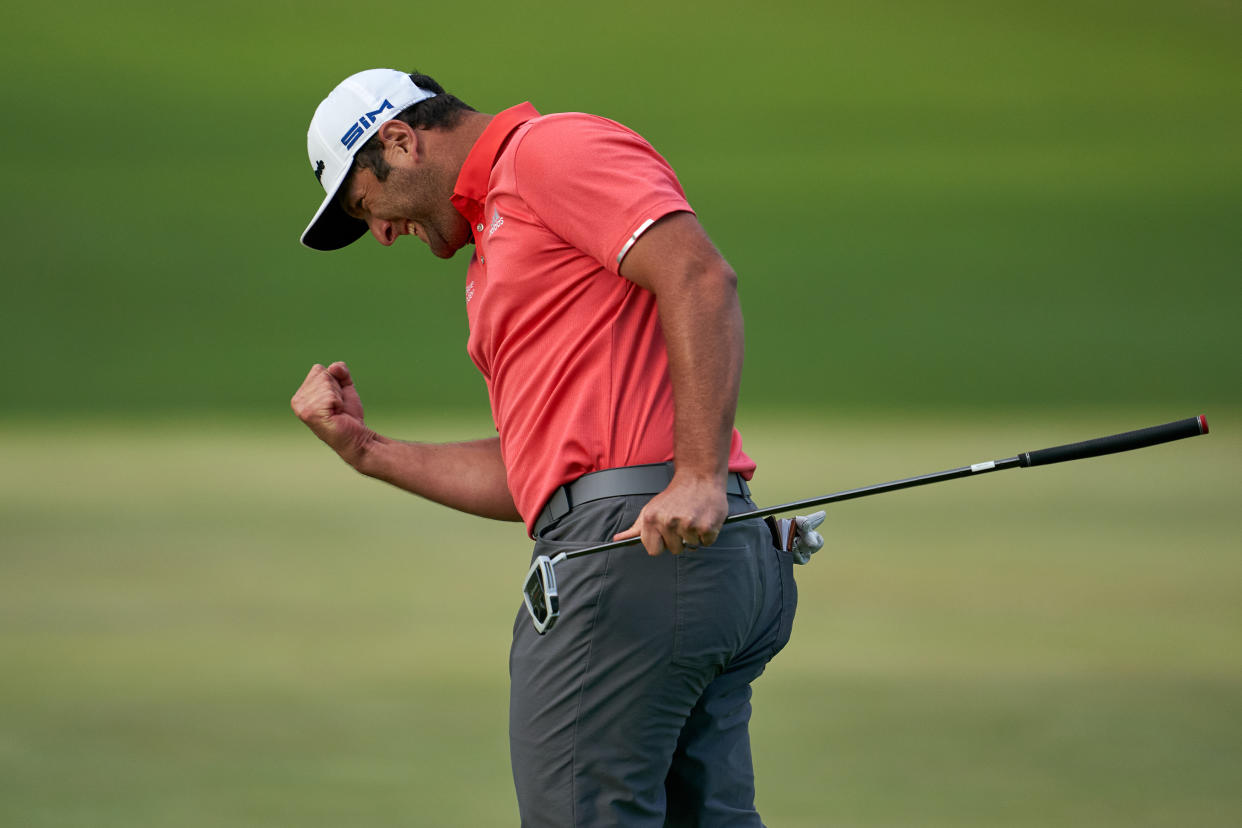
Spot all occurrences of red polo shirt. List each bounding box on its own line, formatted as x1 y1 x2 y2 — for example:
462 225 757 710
452 104 755 534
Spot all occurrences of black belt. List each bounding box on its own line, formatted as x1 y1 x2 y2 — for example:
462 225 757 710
534 462 751 536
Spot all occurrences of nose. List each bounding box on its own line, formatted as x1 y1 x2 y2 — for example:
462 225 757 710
369 218 397 246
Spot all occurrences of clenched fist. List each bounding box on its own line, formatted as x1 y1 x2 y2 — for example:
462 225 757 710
290 361 376 468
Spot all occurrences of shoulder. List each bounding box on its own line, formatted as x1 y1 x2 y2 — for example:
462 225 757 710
519 111 649 145
510 112 665 174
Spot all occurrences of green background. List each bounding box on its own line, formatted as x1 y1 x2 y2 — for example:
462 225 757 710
3 0 1238 415
2 1 1239 825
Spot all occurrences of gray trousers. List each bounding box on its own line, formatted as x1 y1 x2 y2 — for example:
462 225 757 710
510 492 797 827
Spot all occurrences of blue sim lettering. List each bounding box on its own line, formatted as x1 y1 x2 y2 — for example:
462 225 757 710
340 99 395 150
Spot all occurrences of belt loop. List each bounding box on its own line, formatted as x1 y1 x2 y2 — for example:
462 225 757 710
734 473 750 498
538 487 571 537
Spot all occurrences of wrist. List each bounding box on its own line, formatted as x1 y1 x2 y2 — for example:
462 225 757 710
345 430 385 476
671 463 729 490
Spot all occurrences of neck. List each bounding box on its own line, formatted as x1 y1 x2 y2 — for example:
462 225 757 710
437 110 495 178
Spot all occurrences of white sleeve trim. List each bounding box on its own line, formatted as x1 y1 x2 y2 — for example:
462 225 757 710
616 218 656 266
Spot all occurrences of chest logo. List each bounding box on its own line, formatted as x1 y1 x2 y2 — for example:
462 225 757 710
488 209 505 238
465 280 476 304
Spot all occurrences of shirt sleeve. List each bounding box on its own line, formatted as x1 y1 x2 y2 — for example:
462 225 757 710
509 114 695 273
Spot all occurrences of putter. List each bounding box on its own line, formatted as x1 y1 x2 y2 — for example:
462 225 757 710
522 415 1209 634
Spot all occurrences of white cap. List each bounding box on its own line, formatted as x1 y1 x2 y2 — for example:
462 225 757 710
301 69 436 250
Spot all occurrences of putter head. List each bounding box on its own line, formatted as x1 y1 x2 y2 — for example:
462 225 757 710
522 555 560 635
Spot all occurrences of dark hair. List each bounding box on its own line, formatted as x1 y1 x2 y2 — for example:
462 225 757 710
350 72 474 182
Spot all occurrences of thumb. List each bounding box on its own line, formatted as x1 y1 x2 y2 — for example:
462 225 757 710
327 361 353 386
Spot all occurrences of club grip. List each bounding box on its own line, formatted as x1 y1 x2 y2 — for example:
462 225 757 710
1020 415 1208 468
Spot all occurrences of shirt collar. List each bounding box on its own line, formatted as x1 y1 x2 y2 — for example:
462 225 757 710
452 102 540 227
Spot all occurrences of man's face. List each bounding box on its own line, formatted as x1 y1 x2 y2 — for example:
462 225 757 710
340 148 472 259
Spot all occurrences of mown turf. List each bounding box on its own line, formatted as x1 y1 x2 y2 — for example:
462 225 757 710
2 412 1237 825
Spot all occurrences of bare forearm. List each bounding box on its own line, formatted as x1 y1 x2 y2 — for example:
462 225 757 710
658 263 743 484
291 363 519 522
355 435 521 521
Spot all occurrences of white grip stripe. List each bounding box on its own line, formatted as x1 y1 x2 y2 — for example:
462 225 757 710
970 461 996 473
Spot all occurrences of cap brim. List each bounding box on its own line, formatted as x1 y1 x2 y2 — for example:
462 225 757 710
300 166 368 251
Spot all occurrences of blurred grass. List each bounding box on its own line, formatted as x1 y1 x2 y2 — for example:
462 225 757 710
2 0 1239 415
2 411 1238 826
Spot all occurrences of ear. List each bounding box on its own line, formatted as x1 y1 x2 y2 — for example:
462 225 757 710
376 120 419 159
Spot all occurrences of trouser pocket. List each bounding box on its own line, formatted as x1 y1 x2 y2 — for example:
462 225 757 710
671 542 761 669
771 548 798 658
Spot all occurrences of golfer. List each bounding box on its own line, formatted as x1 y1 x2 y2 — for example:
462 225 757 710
292 69 800 826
